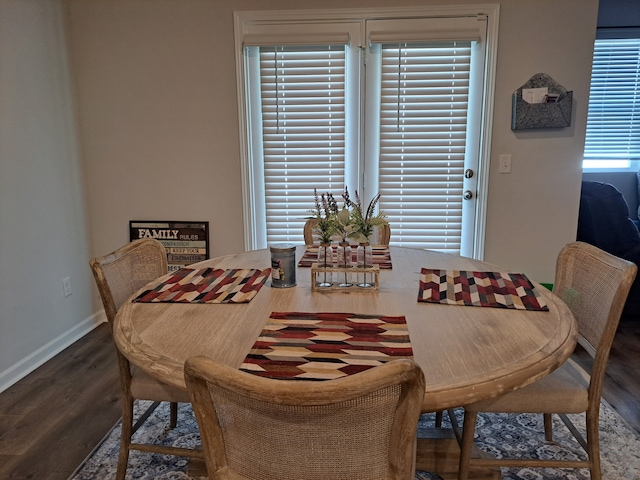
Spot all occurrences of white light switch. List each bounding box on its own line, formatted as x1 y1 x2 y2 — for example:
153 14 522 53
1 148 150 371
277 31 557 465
499 154 512 174
63 276 72 297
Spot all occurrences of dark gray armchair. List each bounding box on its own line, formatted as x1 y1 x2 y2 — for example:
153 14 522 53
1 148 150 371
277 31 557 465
577 180 640 320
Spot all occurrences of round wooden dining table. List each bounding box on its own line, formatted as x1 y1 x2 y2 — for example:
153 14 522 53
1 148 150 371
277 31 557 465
114 245 577 413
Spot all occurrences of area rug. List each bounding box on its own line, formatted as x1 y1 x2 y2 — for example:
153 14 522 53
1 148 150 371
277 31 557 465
69 400 640 480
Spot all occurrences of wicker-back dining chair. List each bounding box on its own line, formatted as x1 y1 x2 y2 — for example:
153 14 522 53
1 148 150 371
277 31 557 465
184 356 425 480
89 238 204 480
303 218 391 245
452 241 637 480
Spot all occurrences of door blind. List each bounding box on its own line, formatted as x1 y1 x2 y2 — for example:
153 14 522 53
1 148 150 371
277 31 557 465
584 38 640 163
260 45 346 244
378 42 471 253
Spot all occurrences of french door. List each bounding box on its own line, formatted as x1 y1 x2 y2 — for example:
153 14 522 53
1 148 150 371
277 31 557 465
235 7 498 258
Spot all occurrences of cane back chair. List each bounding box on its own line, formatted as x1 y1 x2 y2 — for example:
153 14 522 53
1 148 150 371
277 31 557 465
452 241 637 480
303 218 391 245
185 356 425 480
89 238 204 480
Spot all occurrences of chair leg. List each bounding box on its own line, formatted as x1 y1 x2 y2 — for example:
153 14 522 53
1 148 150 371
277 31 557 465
586 410 602 480
117 396 134 480
457 410 478 480
543 413 553 442
435 410 443 428
169 401 178 428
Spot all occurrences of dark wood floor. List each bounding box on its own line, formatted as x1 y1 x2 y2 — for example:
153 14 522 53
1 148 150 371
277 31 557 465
1 319 639 480
0 323 121 480
574 317 640 433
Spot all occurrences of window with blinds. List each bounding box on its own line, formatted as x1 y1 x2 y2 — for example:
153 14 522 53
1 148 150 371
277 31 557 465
235 8 498 255
377 42 471 252
259 45 347 243
584 38 640 169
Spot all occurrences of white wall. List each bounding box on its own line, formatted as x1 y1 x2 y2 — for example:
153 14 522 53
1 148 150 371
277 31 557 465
0 0 98 391
66 0 598 284
482 0 597 277
66 0 242 261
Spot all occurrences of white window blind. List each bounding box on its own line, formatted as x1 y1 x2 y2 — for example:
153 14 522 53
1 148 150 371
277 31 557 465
377 42 471 252
584 38 640 164
259 45 346 244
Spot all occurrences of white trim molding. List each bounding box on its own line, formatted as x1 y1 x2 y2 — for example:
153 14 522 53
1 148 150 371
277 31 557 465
0 312 106 394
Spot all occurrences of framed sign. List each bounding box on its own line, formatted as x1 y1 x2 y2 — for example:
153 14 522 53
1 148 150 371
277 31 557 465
129 221 209 272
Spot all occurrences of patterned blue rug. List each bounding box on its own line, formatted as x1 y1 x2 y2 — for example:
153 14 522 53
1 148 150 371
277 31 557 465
69 401 640 479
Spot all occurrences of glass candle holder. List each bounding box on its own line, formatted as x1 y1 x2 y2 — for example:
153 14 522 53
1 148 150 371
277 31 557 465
336 242 353 287
356 242 374 288
316 243 333 287
356 242 373 268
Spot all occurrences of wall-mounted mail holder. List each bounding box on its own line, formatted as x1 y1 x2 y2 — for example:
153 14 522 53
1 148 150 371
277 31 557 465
511 73 572 130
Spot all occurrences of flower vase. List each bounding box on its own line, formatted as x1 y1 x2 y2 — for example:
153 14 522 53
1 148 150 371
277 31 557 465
356 242 374 288
336 241 353 287
316 242 333 287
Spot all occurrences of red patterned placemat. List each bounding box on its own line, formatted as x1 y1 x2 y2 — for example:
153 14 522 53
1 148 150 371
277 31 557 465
418 269 549 311
297 246 392 269
133 267 271 304
240 312 412 380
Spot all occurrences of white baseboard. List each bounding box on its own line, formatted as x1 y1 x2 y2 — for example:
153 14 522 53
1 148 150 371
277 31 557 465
0 311 107 394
